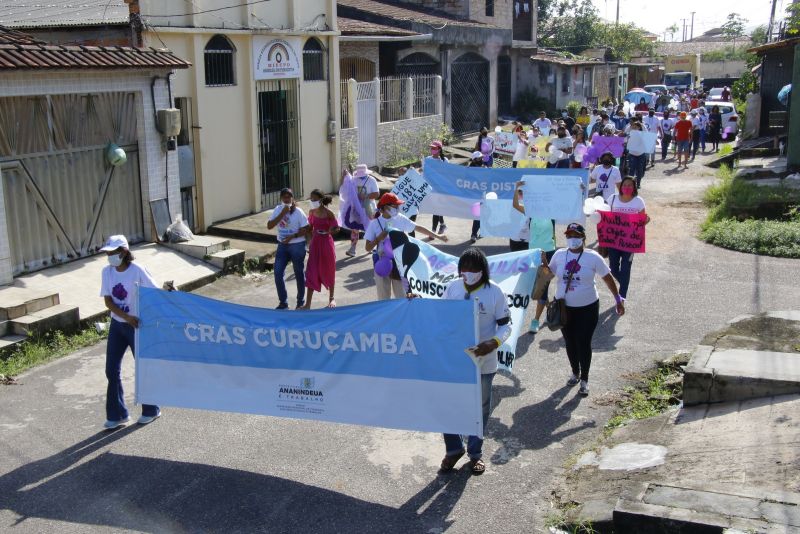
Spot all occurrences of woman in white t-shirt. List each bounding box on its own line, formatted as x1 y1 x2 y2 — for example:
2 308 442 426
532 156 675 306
440 247 511 475
511 124 529 168
545 126 573 168
590 152 622 201
606 177 650 299
99 234 162 429
546 223 625 396
364 193 447 300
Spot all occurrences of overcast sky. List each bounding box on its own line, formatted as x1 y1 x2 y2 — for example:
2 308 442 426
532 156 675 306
591 0 778 39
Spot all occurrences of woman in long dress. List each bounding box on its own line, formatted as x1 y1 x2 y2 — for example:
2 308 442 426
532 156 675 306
303 189 340 309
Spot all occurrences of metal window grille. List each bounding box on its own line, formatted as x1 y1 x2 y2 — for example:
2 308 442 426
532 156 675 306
412 75 437 118
340 80 351 128
339 57 376 82
204 35 235 87
397 53 439 77
380 76 407 123
256 79 301 209
303 38 325 81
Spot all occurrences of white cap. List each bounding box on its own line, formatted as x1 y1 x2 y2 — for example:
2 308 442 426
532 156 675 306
471 151 483 159
100 235 129 251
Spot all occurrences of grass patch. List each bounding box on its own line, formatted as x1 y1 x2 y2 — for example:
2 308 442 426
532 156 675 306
603 354 687 436
700 164 800 257
0 327 107 380
717 143 734 157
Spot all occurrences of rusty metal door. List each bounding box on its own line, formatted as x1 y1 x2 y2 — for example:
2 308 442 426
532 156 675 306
0 93 143 276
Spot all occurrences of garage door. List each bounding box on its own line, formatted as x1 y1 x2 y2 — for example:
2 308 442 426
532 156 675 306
0 93 143 276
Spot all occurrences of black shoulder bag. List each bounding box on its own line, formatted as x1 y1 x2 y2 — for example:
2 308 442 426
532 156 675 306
546 251 583 331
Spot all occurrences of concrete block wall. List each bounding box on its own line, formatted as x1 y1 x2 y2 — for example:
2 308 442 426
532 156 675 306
340 128 359 170
375 114 444 167
469 0 512 27
0 69 182 285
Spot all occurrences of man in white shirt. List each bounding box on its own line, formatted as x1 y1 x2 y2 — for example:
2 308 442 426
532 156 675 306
642 109 660 167
697 107 709 152
267 187 310 309
533 111 552 136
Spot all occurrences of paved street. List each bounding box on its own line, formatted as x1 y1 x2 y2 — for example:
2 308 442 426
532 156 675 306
2 153 799 533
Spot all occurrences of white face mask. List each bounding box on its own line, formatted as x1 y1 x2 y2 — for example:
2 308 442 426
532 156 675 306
108 253 123 267
462 271 483 285
566 237 584 250
386 207 398 217
309 200 320 209
283 201 292 207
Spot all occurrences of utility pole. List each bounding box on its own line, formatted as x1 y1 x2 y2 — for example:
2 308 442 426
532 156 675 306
767 0 778 41
690 12 695 40
615 0 620 26
681 19 687 42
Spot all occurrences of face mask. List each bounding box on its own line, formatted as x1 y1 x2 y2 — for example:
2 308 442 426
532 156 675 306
309 200 320 209
558 133 566 138
430 149 439 156
283 200 292 207
462 271 483 285
386 207 398 217
562 112 568 117
621 186 635 196
566 237 584 250
108 253 123 267
602 160 613 167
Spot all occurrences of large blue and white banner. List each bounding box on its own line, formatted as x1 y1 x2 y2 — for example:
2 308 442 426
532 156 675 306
136 288 483 436
391 237 540 370
419 158 589 220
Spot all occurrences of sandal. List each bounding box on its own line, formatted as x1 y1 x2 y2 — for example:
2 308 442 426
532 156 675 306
469 459 486 475
326 299 336 308
439 450 465 472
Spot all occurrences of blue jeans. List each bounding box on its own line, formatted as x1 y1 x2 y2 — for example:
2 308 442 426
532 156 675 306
608 248 634 298
628 153 647 185
274 241 306 307
699 128 707 151
106 319 159 421
443 372 495 461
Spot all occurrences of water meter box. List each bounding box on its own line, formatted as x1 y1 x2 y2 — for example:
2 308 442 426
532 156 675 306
156 108 181 137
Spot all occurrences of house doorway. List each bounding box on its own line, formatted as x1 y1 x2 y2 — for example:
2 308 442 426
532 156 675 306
451 53 489 135
256 79 301 210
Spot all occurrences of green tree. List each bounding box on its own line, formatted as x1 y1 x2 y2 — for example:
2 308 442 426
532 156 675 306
666 23 679 42
595 22 655 61
787 3 800 36
538 0 599 51
750 24 768 45
721 13 747 49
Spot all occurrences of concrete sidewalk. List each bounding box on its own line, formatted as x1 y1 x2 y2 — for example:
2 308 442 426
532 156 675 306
558 311 800 532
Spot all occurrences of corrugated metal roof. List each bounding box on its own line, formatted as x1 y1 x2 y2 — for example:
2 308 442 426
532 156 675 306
0 26 191 70
0 1 128 28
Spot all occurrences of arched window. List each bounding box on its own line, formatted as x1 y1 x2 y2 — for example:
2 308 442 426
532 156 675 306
204 35 235 87
303 38 325 81
397 52 439 77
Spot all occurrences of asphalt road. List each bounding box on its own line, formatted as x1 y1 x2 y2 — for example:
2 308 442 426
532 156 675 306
2 153 799 533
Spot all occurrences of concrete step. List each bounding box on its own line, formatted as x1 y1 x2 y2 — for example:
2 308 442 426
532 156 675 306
0 288 60 321
208 248 245 272
614 482 800 533
684 344 800 405
0 334 26 352
164 236 230 260
10 304 80 337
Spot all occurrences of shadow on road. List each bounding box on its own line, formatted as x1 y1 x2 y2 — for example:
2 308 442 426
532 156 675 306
488 385 595 465
1 430 472 533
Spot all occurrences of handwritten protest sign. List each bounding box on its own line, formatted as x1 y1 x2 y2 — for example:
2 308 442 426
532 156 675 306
479 199 527 238
521 174 585 222
391 168 432 217
627 131 658 155
494 132 518 156
597 211 647 253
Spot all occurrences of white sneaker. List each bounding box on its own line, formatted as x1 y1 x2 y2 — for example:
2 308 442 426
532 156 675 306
137 412 161 425
567 374 579 386
103 416 130 429
345 245 357 257
578 380 589 396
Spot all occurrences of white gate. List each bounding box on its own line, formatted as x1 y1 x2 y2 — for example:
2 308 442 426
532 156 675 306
356 81 378 168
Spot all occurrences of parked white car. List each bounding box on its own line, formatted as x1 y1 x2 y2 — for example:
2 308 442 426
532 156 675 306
703 102 739 140
706 88 725 101
643 84 667 94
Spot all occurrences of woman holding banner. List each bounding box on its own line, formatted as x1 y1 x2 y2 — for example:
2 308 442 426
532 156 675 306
365 193 447 300
512 181 556 333
340 165 379 258
548 223 625 397
440 247 511 475
605 177 650 299
426 141 449 237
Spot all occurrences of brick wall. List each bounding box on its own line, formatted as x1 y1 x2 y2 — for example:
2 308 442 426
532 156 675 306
0 69 180 284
